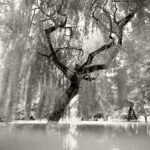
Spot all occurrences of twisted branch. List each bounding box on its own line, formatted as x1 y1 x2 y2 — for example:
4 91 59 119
45 23 74 79
79 0 136 74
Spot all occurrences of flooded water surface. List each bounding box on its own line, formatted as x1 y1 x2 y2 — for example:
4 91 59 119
0 122 150 150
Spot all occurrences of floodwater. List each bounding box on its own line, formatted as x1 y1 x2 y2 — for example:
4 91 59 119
0 122 150 150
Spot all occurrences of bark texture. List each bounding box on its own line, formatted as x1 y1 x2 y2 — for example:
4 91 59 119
49 79 79 121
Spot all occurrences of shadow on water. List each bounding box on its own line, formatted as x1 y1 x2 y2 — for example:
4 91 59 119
0 122 150 150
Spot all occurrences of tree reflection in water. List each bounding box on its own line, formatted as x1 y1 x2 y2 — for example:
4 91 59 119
0 122 150 150
63 124 78 150
61 123 150 150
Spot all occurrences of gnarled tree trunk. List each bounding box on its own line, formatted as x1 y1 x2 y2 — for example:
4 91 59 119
49 79 79 121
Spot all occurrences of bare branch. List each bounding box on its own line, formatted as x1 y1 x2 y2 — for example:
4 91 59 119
103 0 109 8
91 0 115 41
45 18 75 79
84 0 136 76
92 10 108 32
118 10 136 28
80 42 114 69
37 45 83 61
45 33 74 79
91 7 111 32
117 10 136 45
90 0 99 11
113 2 118 23
102 8 114 41
82 64 107 74
91 0 137 45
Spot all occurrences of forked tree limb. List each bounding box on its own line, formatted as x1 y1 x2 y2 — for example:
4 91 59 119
80 2 137 73
117 10 136 45
80 42 114 70
118 10 136 27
